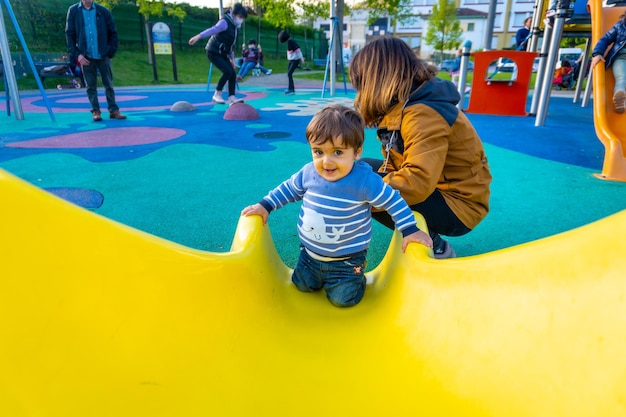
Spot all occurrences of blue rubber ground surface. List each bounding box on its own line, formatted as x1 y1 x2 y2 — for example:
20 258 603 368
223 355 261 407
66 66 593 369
2 83 625 267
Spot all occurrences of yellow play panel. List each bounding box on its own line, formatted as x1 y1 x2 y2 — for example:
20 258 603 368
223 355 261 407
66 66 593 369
1 168 626 416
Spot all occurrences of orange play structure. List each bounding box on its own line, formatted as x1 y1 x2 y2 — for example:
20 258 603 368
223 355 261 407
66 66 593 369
590 0 626 181
466 50 537 116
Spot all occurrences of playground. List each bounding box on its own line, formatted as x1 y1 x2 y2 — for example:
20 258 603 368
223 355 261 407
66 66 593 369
2 0 626 415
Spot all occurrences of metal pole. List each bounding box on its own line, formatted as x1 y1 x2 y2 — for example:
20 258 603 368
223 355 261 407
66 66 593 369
582 68 593 108
573 37 590 104
457 40 472 110
1 0 55 122
535 0 569 126
529 23 552 115
330 0 336 97
529 0 547 52
0 0 23 120
483 0 497 50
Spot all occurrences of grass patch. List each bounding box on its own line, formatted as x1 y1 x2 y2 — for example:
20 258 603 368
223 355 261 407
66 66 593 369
1 48 290 91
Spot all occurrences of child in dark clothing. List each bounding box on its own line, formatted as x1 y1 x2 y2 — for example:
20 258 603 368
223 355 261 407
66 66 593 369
278 30 303 95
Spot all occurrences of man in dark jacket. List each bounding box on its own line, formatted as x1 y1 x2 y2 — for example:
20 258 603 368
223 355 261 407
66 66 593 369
66 0 126 121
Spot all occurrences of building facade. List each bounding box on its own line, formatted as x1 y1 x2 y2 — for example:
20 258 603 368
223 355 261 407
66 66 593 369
314 0 535 61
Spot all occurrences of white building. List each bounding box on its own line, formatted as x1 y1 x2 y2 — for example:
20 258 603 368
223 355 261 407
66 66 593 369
314 0 535 60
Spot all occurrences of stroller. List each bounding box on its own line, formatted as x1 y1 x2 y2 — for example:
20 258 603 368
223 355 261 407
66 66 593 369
53 57 84 90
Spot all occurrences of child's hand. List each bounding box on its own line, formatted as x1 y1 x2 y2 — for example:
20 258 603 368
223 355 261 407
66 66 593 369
241 203 269 225
401 230 433 253
591 55 604 69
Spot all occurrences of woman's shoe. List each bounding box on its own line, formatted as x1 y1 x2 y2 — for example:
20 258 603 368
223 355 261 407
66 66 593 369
228 95 244 105
212 94 226 104
284 90 295 95
433 240 457 259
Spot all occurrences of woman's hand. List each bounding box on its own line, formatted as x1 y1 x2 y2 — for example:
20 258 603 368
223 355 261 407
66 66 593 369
188 35 200 46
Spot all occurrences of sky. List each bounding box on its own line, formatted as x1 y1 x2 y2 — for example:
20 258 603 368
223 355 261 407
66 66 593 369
170 0 224 8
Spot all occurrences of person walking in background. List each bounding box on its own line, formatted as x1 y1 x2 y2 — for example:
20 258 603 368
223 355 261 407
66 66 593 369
242 105 432 307
278 30 303 95
236 39 272 81
349 36 492 259
516 17 532 51
189 3 248 105
450 47 462 85
591 13 626 113
65 0 126 122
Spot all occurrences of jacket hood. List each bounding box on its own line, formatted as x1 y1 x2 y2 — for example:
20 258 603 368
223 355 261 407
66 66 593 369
405 77 461 126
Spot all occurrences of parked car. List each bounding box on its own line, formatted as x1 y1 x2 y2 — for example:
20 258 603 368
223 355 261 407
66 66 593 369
496 57 516 72
439 59 474 72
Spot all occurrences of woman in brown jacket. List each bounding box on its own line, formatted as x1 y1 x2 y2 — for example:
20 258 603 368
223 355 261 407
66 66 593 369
349 36 492 258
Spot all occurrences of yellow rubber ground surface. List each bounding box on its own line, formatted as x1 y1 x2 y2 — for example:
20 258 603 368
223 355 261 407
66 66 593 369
1 168 626 416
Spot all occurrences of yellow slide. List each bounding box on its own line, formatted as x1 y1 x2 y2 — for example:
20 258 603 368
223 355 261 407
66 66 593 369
1 167 626 416
590 0 626 181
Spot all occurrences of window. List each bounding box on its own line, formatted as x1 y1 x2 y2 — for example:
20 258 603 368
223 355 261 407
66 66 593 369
513 13 532 27
467 22 475 31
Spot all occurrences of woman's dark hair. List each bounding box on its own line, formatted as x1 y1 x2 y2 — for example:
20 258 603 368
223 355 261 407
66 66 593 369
248 39 257 45
278 30 290 43
231 3 248 18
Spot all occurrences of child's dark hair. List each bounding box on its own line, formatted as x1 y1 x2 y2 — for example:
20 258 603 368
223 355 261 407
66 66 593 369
231 3 248 18
305 105 364 150
278 30 290 43
248 39 257 45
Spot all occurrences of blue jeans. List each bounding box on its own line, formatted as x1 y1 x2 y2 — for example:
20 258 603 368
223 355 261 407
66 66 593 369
292 247 367 307
82 57 118 113
612 53 626 93
238 61 257 77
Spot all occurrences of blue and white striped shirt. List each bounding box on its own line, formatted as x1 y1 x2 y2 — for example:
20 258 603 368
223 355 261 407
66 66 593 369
259 161 420 258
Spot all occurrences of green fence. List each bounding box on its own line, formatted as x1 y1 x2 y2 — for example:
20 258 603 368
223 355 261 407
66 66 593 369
4 0 327 62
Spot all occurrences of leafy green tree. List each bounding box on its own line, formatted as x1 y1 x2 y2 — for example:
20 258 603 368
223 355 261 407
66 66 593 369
353 0 414 32
135 0 187 62
255 0 296 29
297 1 330 60
424 0 462 61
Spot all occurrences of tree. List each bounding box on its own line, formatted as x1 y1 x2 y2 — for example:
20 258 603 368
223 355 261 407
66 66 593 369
424 0 462 61
297 1 330 60
255 0 297 29
135 0 187 63
354 0 414 33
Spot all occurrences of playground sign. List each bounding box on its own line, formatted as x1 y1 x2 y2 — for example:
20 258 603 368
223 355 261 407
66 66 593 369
150 22 178 82
152 22 172 55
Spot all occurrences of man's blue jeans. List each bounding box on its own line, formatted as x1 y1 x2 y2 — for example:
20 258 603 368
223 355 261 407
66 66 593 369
292 247 367 307
82 57 119 113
